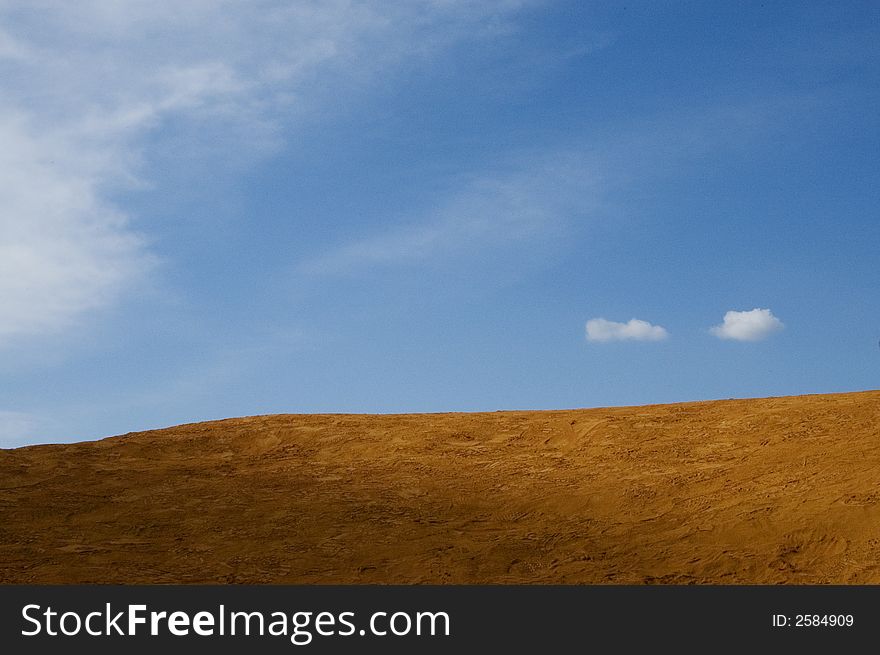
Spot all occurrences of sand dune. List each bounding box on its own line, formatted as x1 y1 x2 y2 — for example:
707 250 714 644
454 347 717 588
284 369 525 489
1 391 878 584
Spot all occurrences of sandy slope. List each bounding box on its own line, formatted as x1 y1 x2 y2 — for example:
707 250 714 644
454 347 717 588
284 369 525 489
1 391 878 584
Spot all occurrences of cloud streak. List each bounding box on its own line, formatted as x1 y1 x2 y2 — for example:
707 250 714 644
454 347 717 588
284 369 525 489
586 318 669 343
710 308 783 342
300 154 601 276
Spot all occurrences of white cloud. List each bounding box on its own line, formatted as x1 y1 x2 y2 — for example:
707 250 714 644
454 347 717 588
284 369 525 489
0 1 529 344
585 318 669 343
710 308 783 342
0 115 151 342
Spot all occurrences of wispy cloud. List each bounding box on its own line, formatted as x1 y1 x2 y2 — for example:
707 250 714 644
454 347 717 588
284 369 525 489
300 154 601 275
710 308 783 342
297 85 810 281
0 1 529 344
0 113 152 343
585 318 669 343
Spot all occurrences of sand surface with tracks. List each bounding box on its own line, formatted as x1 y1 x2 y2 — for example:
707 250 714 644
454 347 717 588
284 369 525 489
1 391 878 583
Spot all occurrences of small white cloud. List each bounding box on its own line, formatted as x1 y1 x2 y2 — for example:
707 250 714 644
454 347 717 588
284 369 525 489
710 308 783 342
585 318 669 343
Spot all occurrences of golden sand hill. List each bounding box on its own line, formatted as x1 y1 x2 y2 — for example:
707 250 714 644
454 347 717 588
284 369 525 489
1 391 878 584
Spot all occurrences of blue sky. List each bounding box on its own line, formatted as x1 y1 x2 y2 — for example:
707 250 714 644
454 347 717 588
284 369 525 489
1 1 878 447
